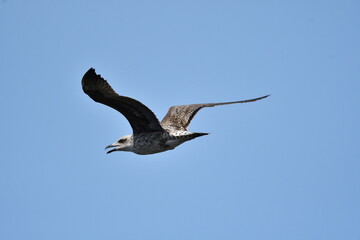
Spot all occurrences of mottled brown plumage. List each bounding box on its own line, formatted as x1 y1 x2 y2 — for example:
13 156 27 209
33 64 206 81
161 96 269 131
82 68 269 155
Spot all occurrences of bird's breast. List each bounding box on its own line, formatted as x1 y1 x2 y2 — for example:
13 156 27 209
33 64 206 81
131 132 170 155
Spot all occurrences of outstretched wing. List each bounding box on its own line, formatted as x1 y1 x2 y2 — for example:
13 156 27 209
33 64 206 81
82 68 164 134
161 95 269 131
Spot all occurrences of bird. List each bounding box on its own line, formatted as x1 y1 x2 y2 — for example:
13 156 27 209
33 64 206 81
82 68 269 155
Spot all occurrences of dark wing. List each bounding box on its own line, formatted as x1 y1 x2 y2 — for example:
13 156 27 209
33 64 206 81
82 68 164 134
161 95 269 131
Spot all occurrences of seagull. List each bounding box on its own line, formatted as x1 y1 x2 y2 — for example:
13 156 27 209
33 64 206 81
82 68 269 155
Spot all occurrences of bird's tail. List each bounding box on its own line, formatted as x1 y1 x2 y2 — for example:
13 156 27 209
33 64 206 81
185 132 209 141
171 132 209 144
194 132 209 137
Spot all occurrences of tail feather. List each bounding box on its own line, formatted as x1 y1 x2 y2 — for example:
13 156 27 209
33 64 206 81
185 132 209 141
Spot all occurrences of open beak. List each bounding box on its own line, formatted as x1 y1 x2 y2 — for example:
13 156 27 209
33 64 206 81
105 144 120 154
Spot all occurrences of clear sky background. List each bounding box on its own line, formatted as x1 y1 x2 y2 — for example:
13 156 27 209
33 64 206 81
1 0 359 239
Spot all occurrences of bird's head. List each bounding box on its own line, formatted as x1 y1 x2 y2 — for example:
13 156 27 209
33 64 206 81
105 135 133 154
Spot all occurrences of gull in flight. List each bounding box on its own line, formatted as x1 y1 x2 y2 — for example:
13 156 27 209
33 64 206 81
82 68 269 155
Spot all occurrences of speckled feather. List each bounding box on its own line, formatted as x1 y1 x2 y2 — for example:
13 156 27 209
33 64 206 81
82 68 269 154
160 95 270 131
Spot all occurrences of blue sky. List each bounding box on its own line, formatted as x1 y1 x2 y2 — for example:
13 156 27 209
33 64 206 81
1 0 359 239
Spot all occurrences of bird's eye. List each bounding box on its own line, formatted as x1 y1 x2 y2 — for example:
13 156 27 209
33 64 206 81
118 139 126 143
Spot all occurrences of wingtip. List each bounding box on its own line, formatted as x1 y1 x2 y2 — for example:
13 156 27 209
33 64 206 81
82 67 98 80
82 67 100 90
86 67 96 74
257 94 270 100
